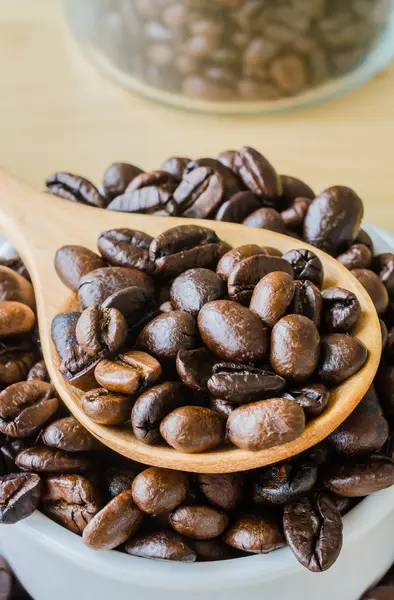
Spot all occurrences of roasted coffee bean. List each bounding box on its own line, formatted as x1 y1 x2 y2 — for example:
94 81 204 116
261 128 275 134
198 300 269 363
101 286 155 327
0 302 35 337
76 306 127 357
94 350 161 394
215 191 261 223
321 287 361 333
317 334 368 386
319 492 354 516
41 416 101 452
78 266 154 309
0 266 35 309
169 505 229 540
160 406 225 453
97 229 154 272
286 383 329 419
27 360 48 382
372 253 394 296
380 319 389 351
170 268 226 316
253 462 318 505
137 311 198 361
270 315 320 381
243 208 285 233
83 490 143 550
160 157 190 179
0 381 58 438
0 256 29 280
227 398 305 451
176 348 216 391
227 254 293 305
184 158 243 201
132 467 188 514
289 280 323 328
207 363 285 404
194 539 235 561
224 513 285 554
323 456 394 497
105 467 137 498
131 382 191 444
210 397 237 419
351 268 389 316
150 225 223 278
0 439 28 473
15 445 92 473
107 186 174 214
250 272 295 328
283 494 343 572
216 244 267 280
126 170 179 194
172 167 224 219
46 172 107 208
51 312 81 359
234 147 282 200
304 186 364 256
0 472 41 524
41 474 99 533
125 530 197 563
59 345 99 392
197 473 243 511
282 248 324 288
0 338 35 386
375 364 394 419
337 243 372 270
329 386 388 456
81 388 134 425
280 175 315 205
280 197 313 233
354 229 374 252
54 245 105 292
102 162 144 200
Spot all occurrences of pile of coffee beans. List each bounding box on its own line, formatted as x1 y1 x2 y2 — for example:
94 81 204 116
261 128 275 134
76 0 388 102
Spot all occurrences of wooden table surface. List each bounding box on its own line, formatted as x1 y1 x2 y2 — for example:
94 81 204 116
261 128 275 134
0 0 393 231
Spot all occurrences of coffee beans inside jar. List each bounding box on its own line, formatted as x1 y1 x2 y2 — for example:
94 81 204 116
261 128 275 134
65 0 389 104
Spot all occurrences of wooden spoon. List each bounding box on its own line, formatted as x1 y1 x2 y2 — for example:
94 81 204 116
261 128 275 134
0 169 382 473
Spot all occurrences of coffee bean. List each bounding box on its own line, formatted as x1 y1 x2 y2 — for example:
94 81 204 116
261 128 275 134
0 302 35 337
227 397 305 451
0 256 29 280
281 197 313 233
81 388 133 425
169 505 229 540
160 157 190 179
280 175 315 204
126 170 179 194
83 490 143 550
234 147 282 200
227 254 294 305
210 397 237 419
15 445 92 473
176 348 216 391
78 267 155 309
172 167 224 219
125 530 197 562
317 334 368 386
41 474 99 533
207 363 285 404
323 456 394 496
375 364 394 419
243 208 286 233
46 172 107 208
321 287 361 333
372 253 394 297
102 162 144 200
149 225 223 277
253 462 318 505
286 383 329 419
0 472 41 524
215 191 261 223
101 286 155 327
216 244 267 280
194 539 235 561
198 300 269 363
0 381 58 438
97 229 154 272
184 158 243 202
351 268 389 316
0 266 35 309
197 473 243 511
59 345 99 392
41 416 101 452
337 243 372 270
304 186 364 255
250 272 295 328
94 350 161 395
27 360 48 382
170 268 226 316
104 467 137 498
282 249 324 288
289 280 323 328
0 338 35 387
224 513 285 553
283 494 343 572
355 228 374 252
107 186 174 214
160 406 225 453
76 306 127 358
137 311 198 361
132 467 188 514
54 245 105 292
271 315 320 381
131 382 191 445
328 385 388 456
51 312 81 360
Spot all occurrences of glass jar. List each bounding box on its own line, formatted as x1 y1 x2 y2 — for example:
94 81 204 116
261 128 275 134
64 0 394 113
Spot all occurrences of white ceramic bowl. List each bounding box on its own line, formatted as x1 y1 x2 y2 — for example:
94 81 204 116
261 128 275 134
1 225 394 600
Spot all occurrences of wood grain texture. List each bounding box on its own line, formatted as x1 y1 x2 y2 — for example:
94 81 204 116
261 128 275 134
0 169 382 473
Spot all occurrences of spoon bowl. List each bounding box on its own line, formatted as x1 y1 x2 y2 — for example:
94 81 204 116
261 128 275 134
0 170 382 473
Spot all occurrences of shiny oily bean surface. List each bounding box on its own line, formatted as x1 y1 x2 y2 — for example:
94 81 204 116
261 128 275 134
78 267 155 309
317 334 368 386
94 351 161 394
125 530 197 563
0 266 35 309
351 268 389 316
27 359 48 382
207 363 285 404
215 191 261 223
0 381 58 438
234 147 281 199
253 462 318 505
81 388 133 425
243 208 285 233
372 252 394 296
41 416 101 452
286 383 330 419
227 398 305 451
132 467 189 514
54 245 105 292
169 505 229 540
137 311 198 360
197 473 243 511
321 287 361 333
250 271 295 328
224 513 285 554
198 300 268 364
337 243 372 271
160 406 225 453
323 456 394 497
76 306 127 357
282 249 324 288
0 472 42 524
216 244 267 280
176 348 216 391
289 280 323 328
170 268 226 316
97 228 153 272
0 302 35 337
102 162 144 200
15 445 92 473
51 312 81 359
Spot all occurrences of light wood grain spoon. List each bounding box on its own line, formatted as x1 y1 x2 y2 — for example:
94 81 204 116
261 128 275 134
0 169 382 473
